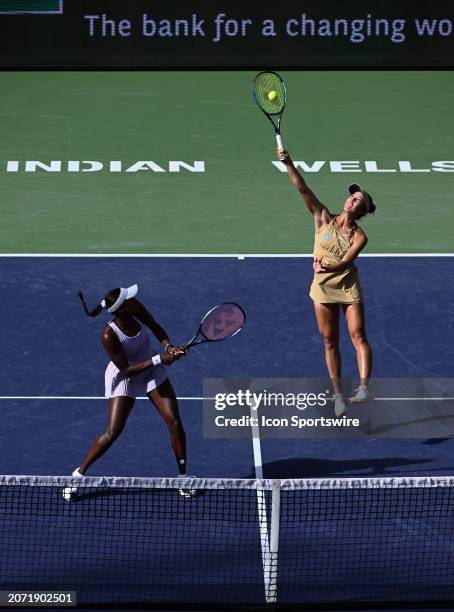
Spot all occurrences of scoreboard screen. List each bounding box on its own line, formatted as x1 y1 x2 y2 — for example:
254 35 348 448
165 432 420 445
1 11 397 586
0 0 62 13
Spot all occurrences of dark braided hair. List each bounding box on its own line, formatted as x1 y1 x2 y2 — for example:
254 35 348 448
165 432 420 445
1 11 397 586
78 288 121 317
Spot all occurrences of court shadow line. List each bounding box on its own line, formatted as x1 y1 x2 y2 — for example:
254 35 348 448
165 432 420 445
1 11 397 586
243 457 435 479
363 411 454 436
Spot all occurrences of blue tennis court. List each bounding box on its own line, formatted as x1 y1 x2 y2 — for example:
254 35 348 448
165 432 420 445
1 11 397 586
2 255 454 609
1 255 454 479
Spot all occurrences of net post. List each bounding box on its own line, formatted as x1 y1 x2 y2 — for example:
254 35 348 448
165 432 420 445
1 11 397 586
266 479 281 604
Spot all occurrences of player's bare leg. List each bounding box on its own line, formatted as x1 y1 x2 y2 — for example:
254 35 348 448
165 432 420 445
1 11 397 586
314 302 347 415
343 303 373 402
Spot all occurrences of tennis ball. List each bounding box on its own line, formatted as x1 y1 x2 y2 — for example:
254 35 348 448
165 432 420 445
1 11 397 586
268 90 277 101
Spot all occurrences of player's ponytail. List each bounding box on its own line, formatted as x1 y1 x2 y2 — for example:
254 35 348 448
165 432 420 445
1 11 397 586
78 290 103 318
78 288 124 317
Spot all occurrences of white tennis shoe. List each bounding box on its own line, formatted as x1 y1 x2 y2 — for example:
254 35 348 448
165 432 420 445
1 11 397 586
176 474 198 498
333 394 348 417
349 385 374 403
62 468 84 502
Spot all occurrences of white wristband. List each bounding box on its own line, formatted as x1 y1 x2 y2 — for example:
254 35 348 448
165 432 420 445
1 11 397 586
152 354 162 366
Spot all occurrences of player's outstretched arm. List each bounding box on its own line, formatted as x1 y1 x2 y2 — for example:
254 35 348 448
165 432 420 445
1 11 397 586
128 299 168 342
128 298 184 356
277 148 332 226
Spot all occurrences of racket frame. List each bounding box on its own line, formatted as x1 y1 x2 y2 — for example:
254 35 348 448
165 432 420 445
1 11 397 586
182 302 246 351
252 70 287 149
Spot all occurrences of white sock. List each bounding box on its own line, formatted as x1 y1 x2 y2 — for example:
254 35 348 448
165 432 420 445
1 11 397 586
178 459 186 476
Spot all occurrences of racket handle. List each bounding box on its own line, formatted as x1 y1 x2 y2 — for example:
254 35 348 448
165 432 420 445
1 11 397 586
275 133 284 150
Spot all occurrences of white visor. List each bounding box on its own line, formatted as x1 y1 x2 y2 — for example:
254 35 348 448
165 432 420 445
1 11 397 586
105 284 138 313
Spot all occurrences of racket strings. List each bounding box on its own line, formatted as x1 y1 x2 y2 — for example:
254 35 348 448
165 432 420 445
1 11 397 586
254 72 286 115
201 304 245 341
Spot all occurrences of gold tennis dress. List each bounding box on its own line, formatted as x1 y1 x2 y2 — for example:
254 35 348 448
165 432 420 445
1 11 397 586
309 217 363 304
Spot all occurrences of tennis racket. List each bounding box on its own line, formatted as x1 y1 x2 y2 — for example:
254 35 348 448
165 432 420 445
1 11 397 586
252 71 287 151
182 302 246 352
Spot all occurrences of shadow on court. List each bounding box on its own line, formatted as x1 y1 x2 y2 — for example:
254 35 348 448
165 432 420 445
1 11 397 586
245 457 435 479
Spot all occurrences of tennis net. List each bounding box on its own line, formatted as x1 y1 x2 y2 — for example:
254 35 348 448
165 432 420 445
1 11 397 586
1 475 454 606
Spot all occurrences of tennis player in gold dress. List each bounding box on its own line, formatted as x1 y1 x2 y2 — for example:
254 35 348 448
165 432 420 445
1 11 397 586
278 148 376 416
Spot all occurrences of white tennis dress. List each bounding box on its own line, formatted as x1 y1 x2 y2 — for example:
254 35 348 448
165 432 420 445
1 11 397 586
104 321 167 399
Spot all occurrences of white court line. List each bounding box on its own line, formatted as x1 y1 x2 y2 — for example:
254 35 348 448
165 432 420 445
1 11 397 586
373 397 454 401
248 398 274 603
0 396 207 401
0 253 453 258
0 396 452 401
